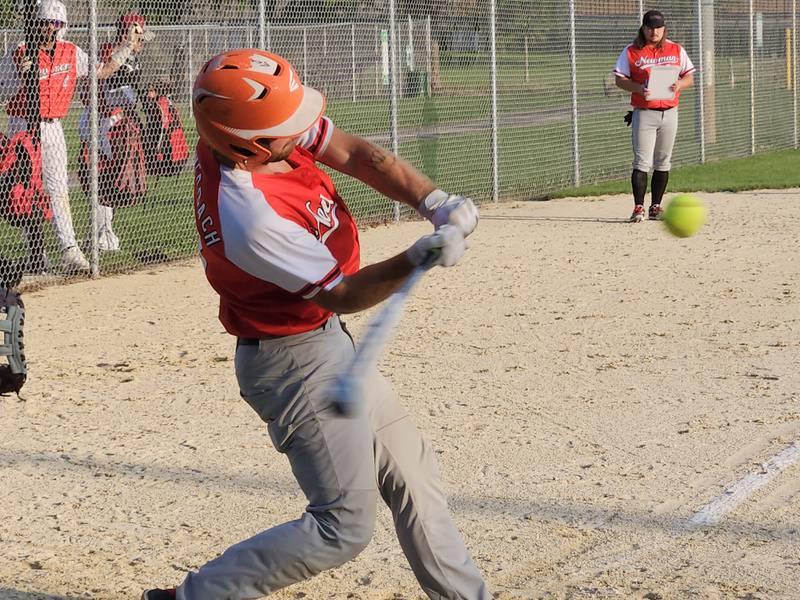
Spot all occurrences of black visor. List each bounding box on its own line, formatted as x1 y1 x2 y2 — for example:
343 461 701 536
643 10 666 28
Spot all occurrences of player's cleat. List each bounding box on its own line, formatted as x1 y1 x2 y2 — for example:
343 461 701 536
141 589 176 600
61 246 90 272
629 205 645 223
97 225 121 252
648 204 664 221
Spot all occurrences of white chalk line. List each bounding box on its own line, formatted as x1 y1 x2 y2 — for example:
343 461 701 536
689 441 800 526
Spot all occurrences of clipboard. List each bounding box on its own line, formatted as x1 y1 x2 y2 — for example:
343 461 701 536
647 66 680 100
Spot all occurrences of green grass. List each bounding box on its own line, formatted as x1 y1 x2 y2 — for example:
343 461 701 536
1 49 796 277
547 148 800 198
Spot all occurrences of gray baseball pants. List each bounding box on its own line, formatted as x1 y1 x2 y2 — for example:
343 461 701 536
177 315 489 600
631 107 678 172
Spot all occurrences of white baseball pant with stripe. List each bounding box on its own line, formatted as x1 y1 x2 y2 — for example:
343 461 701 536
7 116 79 251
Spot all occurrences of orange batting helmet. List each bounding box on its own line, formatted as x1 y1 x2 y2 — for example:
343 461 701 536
192 49 325 169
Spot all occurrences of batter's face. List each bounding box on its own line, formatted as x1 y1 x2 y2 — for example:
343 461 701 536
644 25 665 45
262 136 301 162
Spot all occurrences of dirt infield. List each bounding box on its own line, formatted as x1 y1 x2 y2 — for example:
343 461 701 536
2 190 799 600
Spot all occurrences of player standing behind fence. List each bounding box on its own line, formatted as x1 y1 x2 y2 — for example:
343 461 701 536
78 13 153 252
141 49 488 600
0 0 141 272
613 10 695 223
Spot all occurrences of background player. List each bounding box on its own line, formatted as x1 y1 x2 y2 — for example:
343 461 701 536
0 0 141 271
142 49 488 600
613 9 695 222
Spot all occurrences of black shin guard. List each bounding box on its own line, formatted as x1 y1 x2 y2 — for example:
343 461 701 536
631 169 648 206
650 170 669 206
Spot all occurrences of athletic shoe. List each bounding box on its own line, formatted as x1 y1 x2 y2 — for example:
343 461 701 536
97 225 121 252
629 205 645 223
141 589 176 600
61 246 90 272
649 204 664 220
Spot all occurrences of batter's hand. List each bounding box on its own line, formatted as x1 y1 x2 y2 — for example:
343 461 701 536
18 58 33 74
418 189 479 237
407 224 466 268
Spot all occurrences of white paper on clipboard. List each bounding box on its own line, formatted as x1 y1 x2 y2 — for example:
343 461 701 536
647 66 680 100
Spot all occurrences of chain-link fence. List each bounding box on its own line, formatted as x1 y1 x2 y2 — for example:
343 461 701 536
0 0 797 287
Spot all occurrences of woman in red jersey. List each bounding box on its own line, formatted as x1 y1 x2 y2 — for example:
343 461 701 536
614 10 695 222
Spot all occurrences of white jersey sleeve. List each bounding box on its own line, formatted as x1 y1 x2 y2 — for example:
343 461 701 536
217 169 342 298
75 45 89 78
296 116 334 158
679 46 696 77
613 46 631 78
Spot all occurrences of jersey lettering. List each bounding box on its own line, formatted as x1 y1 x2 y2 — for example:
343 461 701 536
306 193 339 243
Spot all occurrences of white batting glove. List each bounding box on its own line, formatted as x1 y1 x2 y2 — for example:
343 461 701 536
417 189 479 237
406 224 466 268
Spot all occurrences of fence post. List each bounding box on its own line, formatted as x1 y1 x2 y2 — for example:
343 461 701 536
375 24 380 98
388 0 400 220
793 0 798 148
266 21 271 51
258 0 266 49
303 28 308 79
524 34 529 82
638 0 644 22
568 0 580 186
749 0 755 154
88 0 99 276
352 23 357 102
407 13 414 71
426 15 432 96
696 0 706 163
489 0 499 201
187 29 193 118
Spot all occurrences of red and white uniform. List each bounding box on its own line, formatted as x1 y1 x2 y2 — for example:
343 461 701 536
195 117 361 338
1 40 89 250
614 39 695 109
6 41 88 119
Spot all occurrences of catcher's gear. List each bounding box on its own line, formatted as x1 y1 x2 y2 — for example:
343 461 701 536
192 49 325 169
0 288 26 395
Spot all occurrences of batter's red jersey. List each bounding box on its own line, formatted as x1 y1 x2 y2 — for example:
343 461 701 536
613 40 695 110
7 41 87 119
194 117 361 338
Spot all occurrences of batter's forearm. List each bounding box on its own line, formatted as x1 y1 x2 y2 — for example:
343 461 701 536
313 254 416 314
343 142 436 211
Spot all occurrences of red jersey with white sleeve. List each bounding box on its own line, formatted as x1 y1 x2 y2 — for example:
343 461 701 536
613 40 695 110
194 116 361 338
7 41 89 119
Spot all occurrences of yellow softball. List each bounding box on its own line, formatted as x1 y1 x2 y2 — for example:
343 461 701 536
663 194 706 238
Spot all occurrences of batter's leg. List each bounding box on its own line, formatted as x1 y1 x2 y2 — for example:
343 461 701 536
178 318 377 600
366 369 490 600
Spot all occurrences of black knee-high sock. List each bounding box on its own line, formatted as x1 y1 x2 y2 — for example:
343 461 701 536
631 169 648 206
650 170 669 205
